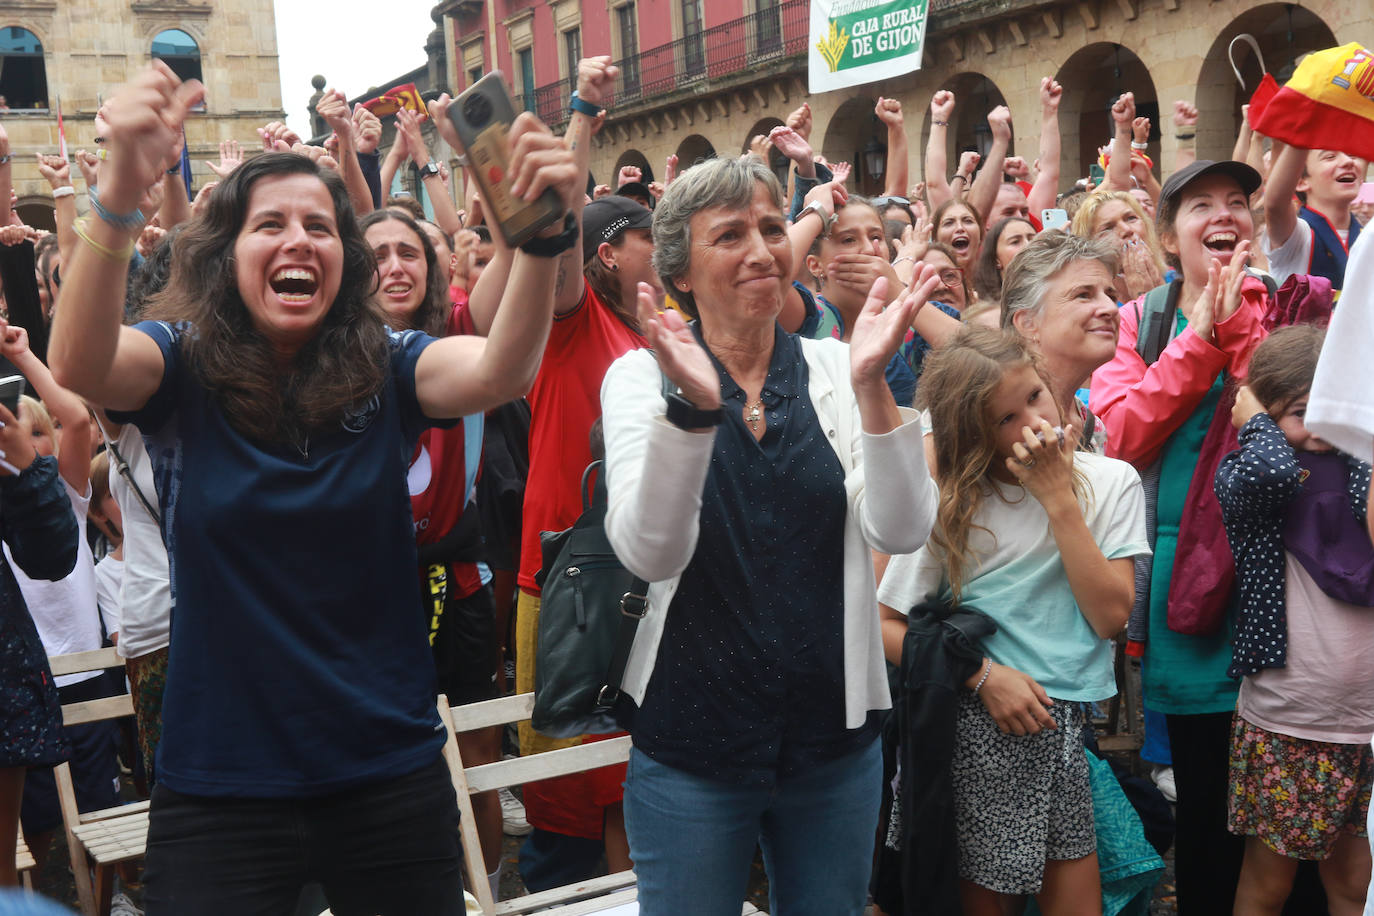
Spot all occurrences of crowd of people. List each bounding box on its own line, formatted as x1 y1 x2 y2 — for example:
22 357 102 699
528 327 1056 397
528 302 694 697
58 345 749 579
0 46 1370 916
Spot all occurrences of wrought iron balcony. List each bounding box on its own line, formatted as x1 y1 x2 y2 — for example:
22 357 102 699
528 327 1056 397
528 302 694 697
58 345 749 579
530 0 808 126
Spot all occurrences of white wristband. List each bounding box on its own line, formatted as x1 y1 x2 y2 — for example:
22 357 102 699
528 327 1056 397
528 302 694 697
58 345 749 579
1131 140 1148 151
52 186 75 199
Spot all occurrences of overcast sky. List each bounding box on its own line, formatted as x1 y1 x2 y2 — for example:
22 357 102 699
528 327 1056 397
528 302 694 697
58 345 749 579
274 0 440 136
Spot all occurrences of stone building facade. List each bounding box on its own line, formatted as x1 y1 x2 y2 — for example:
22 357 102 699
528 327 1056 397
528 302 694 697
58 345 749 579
437 0 1373 196
0 0 283 227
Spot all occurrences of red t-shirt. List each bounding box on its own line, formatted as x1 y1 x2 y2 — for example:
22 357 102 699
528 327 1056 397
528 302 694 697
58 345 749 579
518 282 646 592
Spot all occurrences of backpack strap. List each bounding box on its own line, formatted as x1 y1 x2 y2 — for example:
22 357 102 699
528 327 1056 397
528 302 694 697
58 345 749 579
1135 280 1182 366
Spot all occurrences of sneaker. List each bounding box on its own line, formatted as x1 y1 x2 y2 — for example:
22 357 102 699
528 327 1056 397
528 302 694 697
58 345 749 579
109 892 143 916
1151 765 1177 803
499 787 532 836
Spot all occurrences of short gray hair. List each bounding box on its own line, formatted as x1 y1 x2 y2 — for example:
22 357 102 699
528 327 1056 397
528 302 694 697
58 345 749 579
999 232 1119 332
651 156 784 317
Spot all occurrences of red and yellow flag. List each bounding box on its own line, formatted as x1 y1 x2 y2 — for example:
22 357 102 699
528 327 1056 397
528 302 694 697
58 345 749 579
362 83 426 119
1249 42 1374 160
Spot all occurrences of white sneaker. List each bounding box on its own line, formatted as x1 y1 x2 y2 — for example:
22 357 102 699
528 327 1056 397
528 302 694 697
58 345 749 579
499 787 532 836
1151 765 1178 803
109 892 143 916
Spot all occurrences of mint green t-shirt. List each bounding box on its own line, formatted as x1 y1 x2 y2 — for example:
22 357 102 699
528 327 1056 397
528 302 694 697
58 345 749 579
879 452 1150 702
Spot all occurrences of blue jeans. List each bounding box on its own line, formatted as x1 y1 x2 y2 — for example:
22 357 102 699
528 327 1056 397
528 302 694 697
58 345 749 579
624 739 881 916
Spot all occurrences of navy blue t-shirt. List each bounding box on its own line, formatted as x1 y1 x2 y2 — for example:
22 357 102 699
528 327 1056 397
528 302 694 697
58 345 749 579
111 321 452 798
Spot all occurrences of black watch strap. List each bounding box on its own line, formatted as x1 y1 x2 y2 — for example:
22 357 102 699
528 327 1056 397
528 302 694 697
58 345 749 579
418 161 441 178
518 212 578 257
665 392 723 430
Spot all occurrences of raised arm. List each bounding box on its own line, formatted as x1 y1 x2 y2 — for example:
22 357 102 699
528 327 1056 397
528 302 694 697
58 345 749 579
379 127 407 202
1027 78 1063 217
876 97 908 197
413 113 579 416
968 105 1011 222
157 132 191 230
1173 101 1198 173
925 90 956 210
48 63 196 410
1263 141 1304 250
36 154 76 269
554 56 616 315
394 108 464 239
316 89 374 217
1104 93 1135 192
1 322 89 491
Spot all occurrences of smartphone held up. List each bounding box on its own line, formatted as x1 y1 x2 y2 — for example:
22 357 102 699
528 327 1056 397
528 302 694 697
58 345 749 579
447 73 564 248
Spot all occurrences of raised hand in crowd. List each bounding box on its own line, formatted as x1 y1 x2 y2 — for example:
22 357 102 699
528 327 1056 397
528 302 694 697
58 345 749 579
1026 77 1063 216
1003 157 1030 181
1119 239 1165 301
968 104 1011 226
785 101 812 142
890 219 932 287
205 138 243 178
664 153 678 186
790 178 847 279
849 270 942 428
352 104 382 156
769 124 815 179
36 152 76 265
1173 98 1198 170
617 165 642 188
748 134 771 160
391 106 463 236
1187 239 1250 343
648 181 665 201
925 89 957 208
291 142 338 172
957 151 980 186
75 149 100 190
875 96 908 196
191 179 217 217
256 119 300 152
1106 91 1135 192
593 184 612 199
634 281 720 412
315 88 372 215
1132 116 1150 147
135 217 166 260
830 159 852 188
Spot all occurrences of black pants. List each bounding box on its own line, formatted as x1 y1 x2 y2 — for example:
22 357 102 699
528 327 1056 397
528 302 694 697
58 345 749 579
143 755 465 916
1166 712 1327 916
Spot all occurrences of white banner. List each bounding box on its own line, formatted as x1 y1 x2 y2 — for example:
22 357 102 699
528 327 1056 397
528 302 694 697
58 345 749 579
809 0 929 93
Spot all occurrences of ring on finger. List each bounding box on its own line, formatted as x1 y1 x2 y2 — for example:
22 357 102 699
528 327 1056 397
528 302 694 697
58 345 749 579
1020 455 1036 468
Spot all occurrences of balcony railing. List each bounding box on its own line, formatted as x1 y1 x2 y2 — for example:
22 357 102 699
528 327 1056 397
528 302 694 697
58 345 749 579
531 0 808 126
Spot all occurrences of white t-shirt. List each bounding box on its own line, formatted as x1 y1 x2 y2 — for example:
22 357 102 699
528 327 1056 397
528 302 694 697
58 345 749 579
105 423 171 659
4 479 102 687
1308 230 1374 462
877 452 1149 702
93 554 123 645
1262 218 1314 290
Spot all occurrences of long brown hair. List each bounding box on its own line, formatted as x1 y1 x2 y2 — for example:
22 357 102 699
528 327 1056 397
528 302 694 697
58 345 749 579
359 208 450 337
917 327 1087 602
144 153 389 448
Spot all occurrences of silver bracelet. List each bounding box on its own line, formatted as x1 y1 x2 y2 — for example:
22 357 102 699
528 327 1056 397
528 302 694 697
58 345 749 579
892 255 915 268
973 659 993 694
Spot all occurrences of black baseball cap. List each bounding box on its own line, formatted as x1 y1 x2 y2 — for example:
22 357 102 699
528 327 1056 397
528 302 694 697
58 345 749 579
1158 160 1263 216
582 196 654 263
615 181 653 205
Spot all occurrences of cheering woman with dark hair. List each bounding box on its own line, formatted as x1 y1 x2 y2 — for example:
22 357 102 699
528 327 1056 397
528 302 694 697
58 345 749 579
48 63 581 915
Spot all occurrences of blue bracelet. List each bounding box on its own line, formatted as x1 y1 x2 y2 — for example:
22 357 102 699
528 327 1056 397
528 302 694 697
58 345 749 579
87 187 145 231
568 92 601 118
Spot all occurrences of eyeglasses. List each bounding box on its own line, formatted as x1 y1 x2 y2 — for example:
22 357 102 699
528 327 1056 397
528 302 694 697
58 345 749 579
938 268 963 286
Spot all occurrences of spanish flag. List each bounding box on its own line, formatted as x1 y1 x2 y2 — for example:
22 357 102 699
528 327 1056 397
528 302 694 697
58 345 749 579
1249 43 1374 161
362 83 426 119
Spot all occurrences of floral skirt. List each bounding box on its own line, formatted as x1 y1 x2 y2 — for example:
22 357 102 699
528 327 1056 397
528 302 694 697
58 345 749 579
1228 714 1371 860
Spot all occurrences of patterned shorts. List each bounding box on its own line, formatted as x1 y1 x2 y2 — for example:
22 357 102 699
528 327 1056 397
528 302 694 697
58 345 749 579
952 692 1096 895
127 647 169 782
1228 714 1372 860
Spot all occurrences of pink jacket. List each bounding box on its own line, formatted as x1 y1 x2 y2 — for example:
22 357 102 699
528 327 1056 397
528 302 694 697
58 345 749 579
1089 280 1269 468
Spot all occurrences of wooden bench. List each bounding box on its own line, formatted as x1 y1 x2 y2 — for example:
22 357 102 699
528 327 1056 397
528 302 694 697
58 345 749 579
50 646 145 916
439 692 760 915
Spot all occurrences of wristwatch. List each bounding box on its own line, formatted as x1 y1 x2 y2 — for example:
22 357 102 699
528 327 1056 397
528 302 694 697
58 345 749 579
665 392 723 430
796 201 835 236
417 160 441 180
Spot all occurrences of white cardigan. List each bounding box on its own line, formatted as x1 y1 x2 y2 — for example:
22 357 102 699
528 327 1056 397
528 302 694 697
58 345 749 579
600 336 938 728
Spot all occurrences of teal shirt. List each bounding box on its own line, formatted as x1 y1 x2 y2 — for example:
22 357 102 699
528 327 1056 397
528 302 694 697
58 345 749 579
1141 312 1241 715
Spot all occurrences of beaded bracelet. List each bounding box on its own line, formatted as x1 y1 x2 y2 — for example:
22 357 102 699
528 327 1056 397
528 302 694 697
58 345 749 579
972 659 993 695
73 217 135 262
932 119 949 127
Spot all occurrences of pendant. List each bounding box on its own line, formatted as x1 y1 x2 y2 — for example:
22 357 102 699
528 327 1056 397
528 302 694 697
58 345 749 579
746 401 762 430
